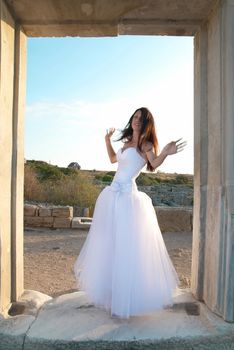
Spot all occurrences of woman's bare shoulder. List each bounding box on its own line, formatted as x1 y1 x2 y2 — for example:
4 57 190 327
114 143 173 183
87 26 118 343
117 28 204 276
141 141 153 152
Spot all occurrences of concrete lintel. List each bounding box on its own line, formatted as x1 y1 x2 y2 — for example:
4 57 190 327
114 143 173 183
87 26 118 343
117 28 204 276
119 18 202 36
20 19 203 37
21 21 119 37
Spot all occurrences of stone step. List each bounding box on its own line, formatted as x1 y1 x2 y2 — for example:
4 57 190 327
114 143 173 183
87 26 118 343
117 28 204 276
1 289 234 350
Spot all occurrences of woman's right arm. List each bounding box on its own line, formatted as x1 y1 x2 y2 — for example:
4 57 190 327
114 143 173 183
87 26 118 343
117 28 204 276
105 128 117 163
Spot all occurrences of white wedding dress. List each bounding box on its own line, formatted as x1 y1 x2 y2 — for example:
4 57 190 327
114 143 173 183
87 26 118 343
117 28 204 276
74 147 180 318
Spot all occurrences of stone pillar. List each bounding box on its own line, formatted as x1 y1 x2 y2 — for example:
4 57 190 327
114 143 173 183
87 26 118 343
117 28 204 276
216 0 234 322
0 0 26 312
192 0 234 322
11 25 27 302
192 24 208 301
0 0 15 313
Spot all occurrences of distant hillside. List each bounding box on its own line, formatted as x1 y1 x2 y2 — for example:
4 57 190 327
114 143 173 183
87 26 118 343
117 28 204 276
25 159 193 186
24 160 193 209
85 169 193 187
26 160 79 181
89 169 193 207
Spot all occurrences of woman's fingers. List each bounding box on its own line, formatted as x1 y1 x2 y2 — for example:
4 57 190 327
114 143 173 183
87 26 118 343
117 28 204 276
176 148 184 153
169 139 187 153
176 140 187 147
174 138 182 143
106 127 115 135
176 142 187 153
175 138 186 145
177 141 187 148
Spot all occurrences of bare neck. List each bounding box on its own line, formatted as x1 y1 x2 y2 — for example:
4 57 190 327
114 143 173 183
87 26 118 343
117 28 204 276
131 130 140 144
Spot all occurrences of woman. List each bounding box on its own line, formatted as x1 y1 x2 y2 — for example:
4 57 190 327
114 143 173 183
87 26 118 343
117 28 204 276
74 107 186 319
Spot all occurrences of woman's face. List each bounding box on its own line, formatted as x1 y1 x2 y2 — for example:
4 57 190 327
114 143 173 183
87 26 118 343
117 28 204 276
131 110 143 132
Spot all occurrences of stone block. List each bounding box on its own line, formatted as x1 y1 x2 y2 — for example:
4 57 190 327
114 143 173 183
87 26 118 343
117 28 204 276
83 208 90 217
73 206 90 217
155 207 193 232
24 204 38 216
38 208 52 217
24 216 54 228
52 206 73 218
71 217 92 229
73 206 84 216
53 217 72 228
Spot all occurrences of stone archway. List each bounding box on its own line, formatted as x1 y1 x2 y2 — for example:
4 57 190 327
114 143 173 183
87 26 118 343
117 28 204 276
0 0 234 322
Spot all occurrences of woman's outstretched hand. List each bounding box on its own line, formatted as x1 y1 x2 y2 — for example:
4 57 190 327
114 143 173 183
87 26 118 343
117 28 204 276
162 138 187 156
105 127 115 140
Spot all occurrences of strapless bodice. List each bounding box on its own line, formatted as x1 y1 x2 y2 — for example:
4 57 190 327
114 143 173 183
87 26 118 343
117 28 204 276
111 147 147 184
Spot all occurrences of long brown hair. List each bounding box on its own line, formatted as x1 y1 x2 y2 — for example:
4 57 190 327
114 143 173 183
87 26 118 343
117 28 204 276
116 107 159 171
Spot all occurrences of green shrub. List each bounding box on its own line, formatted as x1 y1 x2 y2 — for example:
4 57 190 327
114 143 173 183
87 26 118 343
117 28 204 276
106 171 115 176
136 173 154 186
59 166 78 176
94 174 103 181
102 175 113 182
175 174 189 184
27 160 65 181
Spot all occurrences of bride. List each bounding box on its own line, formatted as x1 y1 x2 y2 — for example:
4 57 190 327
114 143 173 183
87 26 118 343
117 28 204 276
74 107 186 319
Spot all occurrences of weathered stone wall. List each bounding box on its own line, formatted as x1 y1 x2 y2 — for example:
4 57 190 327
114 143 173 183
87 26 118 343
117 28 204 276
155 207 193 232
24 204 193 232
24 205 73 229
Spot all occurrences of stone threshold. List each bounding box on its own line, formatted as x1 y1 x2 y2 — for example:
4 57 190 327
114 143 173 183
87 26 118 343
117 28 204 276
1 288 234 350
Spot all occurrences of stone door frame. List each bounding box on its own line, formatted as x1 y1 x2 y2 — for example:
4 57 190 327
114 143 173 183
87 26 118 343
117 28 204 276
1 0 234 322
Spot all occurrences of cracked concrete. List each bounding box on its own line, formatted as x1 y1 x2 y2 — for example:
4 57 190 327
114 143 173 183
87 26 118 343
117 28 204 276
1 288 234 350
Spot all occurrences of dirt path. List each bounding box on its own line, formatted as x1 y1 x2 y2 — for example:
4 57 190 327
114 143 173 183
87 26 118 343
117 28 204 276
24 228 192 298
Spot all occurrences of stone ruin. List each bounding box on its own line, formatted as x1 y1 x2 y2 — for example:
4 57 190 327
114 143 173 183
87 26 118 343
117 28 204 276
24 203 192 232
24 204 92 229
0 0 234 325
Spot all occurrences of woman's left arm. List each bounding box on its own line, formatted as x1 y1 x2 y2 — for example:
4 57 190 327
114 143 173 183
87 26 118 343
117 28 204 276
144 139 186 171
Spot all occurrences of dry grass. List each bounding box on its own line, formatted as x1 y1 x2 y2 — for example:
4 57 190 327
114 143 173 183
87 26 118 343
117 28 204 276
24 165 100 212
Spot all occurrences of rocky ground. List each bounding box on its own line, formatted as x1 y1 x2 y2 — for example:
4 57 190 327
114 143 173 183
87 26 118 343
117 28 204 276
24 227 192 298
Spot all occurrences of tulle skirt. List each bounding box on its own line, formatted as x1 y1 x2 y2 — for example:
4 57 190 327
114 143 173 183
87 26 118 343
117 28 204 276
73 181 180 319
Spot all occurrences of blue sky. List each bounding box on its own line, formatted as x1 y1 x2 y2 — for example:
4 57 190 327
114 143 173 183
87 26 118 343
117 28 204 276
25 35 193 174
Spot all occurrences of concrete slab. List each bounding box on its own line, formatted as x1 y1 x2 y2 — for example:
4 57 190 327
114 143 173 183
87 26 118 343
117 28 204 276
72 217 92 229
1 288 234 350
0 313 34 350
5 0 216 37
